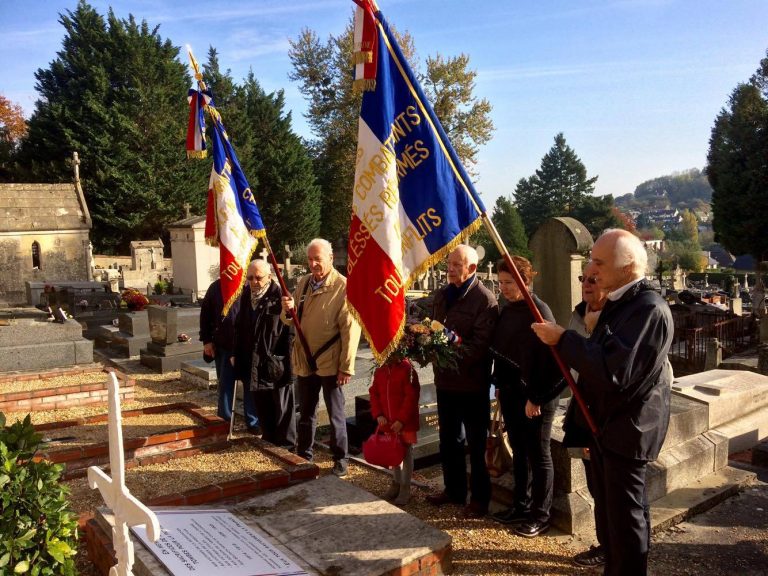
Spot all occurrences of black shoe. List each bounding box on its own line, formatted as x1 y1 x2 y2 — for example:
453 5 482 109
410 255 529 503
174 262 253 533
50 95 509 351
515 520 550 538
491 507 530 525
573 545 605 567
246 425 262 436
332 460 348 477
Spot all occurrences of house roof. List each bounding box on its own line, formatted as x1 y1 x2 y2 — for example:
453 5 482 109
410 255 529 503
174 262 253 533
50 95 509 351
168 215 206 228
0 182 91 232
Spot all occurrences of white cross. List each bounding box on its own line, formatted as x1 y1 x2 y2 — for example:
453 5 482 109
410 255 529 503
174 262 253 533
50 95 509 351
88 372 160 576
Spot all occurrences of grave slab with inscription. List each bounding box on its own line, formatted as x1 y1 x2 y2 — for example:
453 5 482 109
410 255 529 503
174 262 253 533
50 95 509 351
139 306 203 372
96 475 451 576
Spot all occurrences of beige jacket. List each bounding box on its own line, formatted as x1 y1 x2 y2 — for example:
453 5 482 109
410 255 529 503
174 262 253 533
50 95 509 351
281 268 361 378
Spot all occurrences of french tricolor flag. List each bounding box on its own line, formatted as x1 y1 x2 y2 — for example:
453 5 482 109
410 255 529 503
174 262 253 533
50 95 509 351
347 2 485 363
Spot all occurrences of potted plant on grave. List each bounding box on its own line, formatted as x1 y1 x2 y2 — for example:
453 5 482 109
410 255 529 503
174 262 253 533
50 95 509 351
120 288 149 312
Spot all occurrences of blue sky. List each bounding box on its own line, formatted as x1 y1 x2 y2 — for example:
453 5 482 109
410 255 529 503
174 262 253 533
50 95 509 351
1 0 766 208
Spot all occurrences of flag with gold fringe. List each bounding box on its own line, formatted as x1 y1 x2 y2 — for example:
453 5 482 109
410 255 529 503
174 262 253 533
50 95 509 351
186 50 265 316
347 0 486 363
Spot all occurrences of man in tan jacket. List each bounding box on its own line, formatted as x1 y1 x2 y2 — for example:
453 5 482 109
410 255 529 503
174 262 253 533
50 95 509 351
281 238 361 476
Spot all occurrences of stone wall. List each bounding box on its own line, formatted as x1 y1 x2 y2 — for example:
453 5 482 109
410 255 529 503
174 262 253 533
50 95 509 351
0 230 90 305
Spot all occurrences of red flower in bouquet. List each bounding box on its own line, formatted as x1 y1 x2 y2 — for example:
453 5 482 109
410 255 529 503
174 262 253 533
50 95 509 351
390 318 461 371
120 289 149 311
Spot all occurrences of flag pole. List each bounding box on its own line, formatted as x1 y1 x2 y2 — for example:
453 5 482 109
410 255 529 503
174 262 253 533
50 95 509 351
187 48 319 374
481 212 600 438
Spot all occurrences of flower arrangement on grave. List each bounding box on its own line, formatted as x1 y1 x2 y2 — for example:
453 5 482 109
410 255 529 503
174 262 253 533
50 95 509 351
389 318 462 371
120 288 149 312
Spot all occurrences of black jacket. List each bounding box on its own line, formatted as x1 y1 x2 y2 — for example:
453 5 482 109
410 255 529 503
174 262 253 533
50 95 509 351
199 279 239 350
491 294 565 406
233 281 293 390
432 275 498 393
558 280 673 461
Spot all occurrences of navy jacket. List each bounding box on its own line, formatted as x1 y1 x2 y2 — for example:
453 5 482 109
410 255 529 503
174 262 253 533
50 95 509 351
199 279 239 350
558 280 673 461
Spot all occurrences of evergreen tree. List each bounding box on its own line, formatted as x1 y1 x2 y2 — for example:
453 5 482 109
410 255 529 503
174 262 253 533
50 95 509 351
237 73 320 253
16 1 207 253
514 133 599 236
473 195 530 263
707 49 768 262
569 194 623 237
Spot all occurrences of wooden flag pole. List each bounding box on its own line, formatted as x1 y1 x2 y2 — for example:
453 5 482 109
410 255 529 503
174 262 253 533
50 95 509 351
480 213 600 438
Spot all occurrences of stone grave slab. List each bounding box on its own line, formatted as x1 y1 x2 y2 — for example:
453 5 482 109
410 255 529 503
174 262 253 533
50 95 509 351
0 319 94 372
180 359 218 389
95 310 151 357
140 306 203 372
672 369 768 452
94 475 452 576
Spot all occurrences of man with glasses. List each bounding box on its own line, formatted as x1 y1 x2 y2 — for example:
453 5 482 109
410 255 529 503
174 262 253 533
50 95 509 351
233 260 296 449
200 276 260 433
532 229 673 576
281 239 361 476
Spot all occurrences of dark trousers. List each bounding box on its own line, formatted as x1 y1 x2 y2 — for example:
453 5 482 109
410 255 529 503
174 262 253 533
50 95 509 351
296 374 348 462
215 348 258 428
252 384 296 449
589 445 651 576
436 389 491 507
499 389 556 523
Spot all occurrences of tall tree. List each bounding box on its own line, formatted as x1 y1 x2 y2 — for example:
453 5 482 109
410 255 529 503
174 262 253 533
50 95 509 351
514 133 599 236
473 195 530 263
289 18 493 246
0 94 27 180
16 1 207 253
707 49 768 263
236 72 320 253
421 54 494 179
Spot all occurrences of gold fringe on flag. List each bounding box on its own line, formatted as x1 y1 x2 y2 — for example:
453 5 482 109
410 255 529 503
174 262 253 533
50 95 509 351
186 150 208 159
353 51 373 65
353 78 376 92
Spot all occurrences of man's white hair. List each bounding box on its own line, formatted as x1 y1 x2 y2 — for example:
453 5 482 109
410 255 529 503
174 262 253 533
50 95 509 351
307 238 333 257
603 228 647 279
248 259 272 275
453 244 479 267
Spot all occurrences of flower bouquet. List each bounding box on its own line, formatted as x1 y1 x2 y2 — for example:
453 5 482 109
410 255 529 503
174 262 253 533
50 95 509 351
120 288 149 312
393 318 462 371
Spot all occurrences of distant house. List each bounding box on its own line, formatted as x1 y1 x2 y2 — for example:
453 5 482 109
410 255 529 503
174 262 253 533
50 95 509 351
708 244 735 268
0 155 92 305
643 239 665 252
699 251 719 269
643 208 683 229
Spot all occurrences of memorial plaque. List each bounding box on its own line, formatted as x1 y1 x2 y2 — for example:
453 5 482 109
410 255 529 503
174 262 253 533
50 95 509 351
132 509 309 576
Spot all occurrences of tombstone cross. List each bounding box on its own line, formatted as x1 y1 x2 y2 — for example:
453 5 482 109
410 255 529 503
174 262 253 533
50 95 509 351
259 246 270 261
183 202 191 219
88 372 160 576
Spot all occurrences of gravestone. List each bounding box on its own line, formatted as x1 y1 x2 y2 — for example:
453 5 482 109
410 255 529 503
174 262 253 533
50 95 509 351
97 475 452 576
95 310 151 357
529 217 594 327
180 358 218 389
139 305 203 372
0 313 93 372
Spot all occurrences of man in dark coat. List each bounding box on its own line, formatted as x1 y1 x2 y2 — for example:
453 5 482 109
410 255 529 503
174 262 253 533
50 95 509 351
425 244 499 518
233 260 296 448
199 278 259 431
532 229 673 576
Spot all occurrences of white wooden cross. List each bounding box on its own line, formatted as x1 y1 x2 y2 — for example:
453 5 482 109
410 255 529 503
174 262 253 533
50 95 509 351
88 372 161 576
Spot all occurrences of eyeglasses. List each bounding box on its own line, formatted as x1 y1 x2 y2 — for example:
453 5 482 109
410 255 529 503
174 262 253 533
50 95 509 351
247 275 267 282
578 275 597 285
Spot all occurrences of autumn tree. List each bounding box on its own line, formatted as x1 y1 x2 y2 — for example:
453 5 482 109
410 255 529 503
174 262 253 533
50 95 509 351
289 18 493 245
0 94 27 179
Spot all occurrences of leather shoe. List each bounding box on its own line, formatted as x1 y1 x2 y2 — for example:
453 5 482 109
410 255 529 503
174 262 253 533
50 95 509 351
463 501 488 519
491 507 529 525
515 520 550 538
425 491 463 507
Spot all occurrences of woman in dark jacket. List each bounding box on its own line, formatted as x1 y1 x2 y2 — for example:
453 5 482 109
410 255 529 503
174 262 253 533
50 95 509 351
490 256 564 537
233 260 296 449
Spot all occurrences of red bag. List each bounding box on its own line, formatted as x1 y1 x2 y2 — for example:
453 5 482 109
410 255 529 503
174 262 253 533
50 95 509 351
362 428 406 467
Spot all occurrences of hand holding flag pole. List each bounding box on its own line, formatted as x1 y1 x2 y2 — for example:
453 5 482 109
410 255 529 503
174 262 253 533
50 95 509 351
186 47 318 373
347 0 598 441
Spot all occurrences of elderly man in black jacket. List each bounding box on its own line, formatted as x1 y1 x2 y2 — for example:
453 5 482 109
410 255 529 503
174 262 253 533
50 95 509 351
233 260 296 448
426 244 499 518
199 278 259 432
532 229 673 576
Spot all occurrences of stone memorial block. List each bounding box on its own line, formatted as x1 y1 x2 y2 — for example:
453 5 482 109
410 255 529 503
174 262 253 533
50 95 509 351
0 319 94 372
119 311 150 337
141 306 203 372
180 359 217 389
